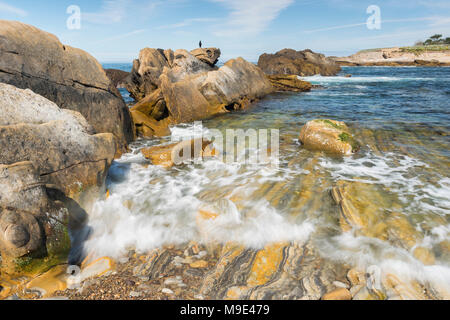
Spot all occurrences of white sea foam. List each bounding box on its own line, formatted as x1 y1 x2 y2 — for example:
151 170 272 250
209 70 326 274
317 232 450 296
81 125 314 258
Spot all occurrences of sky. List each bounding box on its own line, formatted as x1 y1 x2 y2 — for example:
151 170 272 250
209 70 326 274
1 0 449 63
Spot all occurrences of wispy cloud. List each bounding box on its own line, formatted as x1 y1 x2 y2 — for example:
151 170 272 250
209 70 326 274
157 18 218 30
82 0 131 25
0 1 27 17
304 17 440 33
209 0 294 37
100 29 147 42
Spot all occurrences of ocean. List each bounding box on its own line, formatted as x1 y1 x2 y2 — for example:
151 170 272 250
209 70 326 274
92 64 450 293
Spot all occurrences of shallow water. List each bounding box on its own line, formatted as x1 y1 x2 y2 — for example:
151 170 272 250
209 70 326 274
93 65 450 294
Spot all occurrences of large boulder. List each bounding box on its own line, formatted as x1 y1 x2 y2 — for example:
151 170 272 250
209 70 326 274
0 20 134 155
0 162 70 275
299 119 359 155
0 83 116 204
258 49 341 76
125 48 274 137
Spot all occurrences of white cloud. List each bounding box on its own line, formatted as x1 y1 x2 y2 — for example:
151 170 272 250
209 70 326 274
157 18 218 30
82 0 131 24
304 17 446 33
0 1 27 17
209 0 294 37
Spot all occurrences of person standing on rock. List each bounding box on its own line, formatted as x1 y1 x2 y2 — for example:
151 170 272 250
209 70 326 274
199 40 202 48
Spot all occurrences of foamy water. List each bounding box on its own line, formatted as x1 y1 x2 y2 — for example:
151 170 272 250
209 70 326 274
88 65 450 296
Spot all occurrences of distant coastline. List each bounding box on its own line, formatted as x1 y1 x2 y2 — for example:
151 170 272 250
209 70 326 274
333 45 450 66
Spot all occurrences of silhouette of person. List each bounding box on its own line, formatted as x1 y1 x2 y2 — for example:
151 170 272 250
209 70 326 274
199 41 202 48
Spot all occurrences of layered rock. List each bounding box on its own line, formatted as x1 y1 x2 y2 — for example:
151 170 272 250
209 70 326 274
125 48 274 137
0 20 134 155
258 49 341 76
267 74 312 92
299 119 360 155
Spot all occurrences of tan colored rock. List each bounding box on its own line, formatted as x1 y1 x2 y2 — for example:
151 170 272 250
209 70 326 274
25 264 68 298
141 139 217 167
130 110 171 138
0 83 116 202
322 288 352 300
190 48 221 66
0 21 134 155
299 119 359 155
190 260 209 268
267 74 312 92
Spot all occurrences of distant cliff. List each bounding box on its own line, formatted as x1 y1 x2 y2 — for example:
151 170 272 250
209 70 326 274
333 46 450 66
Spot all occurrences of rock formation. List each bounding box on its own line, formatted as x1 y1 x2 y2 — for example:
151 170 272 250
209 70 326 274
125 48 274 137
104 69 129 88
0 20 134 155
299 119 360 155
258 49 341 76
0 83 117 271
267 74 312 92
190 48 221 66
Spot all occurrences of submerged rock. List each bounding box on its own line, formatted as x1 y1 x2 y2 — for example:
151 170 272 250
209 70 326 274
299 119 360 155
258 49 341 76
141 139 217 167
0 21 134 155
267 74 312 92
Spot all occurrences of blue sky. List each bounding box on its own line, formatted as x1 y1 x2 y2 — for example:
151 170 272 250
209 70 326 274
1 0 449 62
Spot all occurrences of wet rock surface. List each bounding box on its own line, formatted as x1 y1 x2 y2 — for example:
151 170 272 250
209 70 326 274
299 119 359 155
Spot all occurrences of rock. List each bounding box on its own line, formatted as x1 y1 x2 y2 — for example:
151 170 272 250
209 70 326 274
258 49 341 76
267 74 312 92
190 260 208 269
0 162 70 274
141 139 217 167
190 48 221 66
124 48 273 134
0 83 116 203
104 69 129 88
125 48 174 101
321 288 352 300
299 119 359 155
0 21 134 155
344 74 352 78
130 110 171 138
162 288 174 295
25 264 68 298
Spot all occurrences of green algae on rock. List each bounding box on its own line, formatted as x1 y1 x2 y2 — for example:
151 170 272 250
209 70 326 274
299 119 360 155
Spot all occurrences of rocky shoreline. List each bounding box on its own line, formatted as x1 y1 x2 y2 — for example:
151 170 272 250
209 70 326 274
334 47 450 66
1 20 447 301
